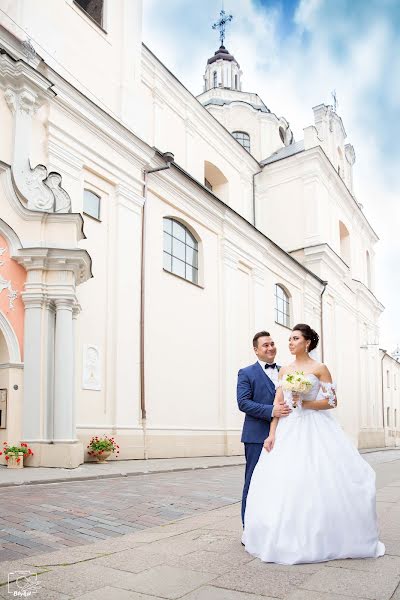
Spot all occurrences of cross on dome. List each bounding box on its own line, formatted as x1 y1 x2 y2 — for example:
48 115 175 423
212 9 233 47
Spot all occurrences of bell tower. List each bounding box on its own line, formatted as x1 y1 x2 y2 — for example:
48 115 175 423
203 9 242 92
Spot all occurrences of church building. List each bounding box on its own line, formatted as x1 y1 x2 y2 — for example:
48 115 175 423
0 0 395 468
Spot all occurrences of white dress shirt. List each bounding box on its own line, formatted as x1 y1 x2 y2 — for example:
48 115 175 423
258 359 279 418
257 359 279 387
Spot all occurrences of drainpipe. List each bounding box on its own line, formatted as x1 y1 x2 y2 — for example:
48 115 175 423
140 151 174 456
320 281 328 362
252 169 262 227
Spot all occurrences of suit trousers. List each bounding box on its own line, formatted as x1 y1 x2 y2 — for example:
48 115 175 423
241 442 263 525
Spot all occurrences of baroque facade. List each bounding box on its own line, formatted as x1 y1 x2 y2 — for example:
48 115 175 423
0 0 394 467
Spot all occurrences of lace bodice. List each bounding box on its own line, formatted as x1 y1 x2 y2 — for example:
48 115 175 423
280 374 336 409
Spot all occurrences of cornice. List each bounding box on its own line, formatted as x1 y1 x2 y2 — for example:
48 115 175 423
46 121 145 195
0 51 54 101
116 183 144 212
46 68 153 167
14 247 92 284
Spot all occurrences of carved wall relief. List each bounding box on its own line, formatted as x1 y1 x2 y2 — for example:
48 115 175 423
1 57 72 213
82 345 101 391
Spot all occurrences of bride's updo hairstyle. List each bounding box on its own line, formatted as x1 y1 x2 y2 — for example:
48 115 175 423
292 323 319 352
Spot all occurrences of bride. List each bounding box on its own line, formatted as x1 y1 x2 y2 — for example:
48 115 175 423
242 323 385 565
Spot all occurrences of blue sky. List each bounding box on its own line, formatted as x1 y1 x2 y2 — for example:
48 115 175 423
143 0 400 353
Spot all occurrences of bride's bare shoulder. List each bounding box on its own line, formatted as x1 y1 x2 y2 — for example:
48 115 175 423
314 362 332 379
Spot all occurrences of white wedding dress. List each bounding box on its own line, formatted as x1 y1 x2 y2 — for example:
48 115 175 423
242 374 385 564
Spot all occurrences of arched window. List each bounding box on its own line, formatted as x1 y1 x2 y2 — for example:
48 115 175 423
213 71 217 88
83 189 101 220
275 284 290 328
234 74 238 89
75 0 104 27
279 126 285 144
163 218 198 284
232 131 250 152
395 409 398 428
386 407 390 427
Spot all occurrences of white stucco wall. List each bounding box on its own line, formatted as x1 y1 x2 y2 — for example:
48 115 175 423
0 0 387 463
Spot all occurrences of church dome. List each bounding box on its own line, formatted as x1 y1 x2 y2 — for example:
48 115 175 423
207 45 239 67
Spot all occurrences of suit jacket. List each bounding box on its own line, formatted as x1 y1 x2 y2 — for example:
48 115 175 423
237 362 280 443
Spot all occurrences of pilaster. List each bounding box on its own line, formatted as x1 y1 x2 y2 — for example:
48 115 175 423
54 297 75 441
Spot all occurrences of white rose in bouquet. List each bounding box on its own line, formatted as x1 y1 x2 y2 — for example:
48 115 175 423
281 371 313 407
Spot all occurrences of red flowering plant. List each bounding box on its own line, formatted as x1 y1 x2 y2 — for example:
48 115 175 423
87 435 119 458
0 442 34 464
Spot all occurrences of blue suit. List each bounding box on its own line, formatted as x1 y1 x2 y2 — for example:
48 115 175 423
237 362 279 524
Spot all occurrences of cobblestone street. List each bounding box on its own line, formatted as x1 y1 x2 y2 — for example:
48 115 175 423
1 450 399 565
0 465 243 562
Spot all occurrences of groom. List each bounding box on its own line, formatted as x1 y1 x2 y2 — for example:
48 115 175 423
237 331 291 525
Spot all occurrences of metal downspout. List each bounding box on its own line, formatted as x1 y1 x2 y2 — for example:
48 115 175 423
140 152 174 458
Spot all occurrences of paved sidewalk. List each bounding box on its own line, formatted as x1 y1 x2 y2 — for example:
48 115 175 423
0 453 399 599
1 448 398 488
0 481 400 599
0 456 246 488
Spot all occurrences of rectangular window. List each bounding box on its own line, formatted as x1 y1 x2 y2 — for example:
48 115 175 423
83 189 101 220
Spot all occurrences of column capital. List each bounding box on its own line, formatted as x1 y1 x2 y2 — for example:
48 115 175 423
54 297 75 311
21 292 48 310
4 87 40 116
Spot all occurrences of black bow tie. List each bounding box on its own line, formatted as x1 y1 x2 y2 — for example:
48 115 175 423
265 363 276 369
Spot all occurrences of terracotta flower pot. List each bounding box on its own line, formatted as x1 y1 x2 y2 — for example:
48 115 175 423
94 450 111 463
6 452 24 469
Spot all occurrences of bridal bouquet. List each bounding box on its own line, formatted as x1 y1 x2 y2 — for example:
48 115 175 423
282 371 312 393
281 371 312 407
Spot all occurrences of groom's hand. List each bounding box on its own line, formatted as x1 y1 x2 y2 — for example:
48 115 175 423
272 403 291 418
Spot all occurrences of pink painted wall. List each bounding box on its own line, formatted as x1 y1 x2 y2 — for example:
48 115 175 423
0 235 26 360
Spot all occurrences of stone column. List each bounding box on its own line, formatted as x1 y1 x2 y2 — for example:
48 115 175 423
53 298 75 441
44 299 55 442
22 295 44 441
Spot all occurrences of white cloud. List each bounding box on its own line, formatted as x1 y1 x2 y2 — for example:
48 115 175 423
143 0 400 352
